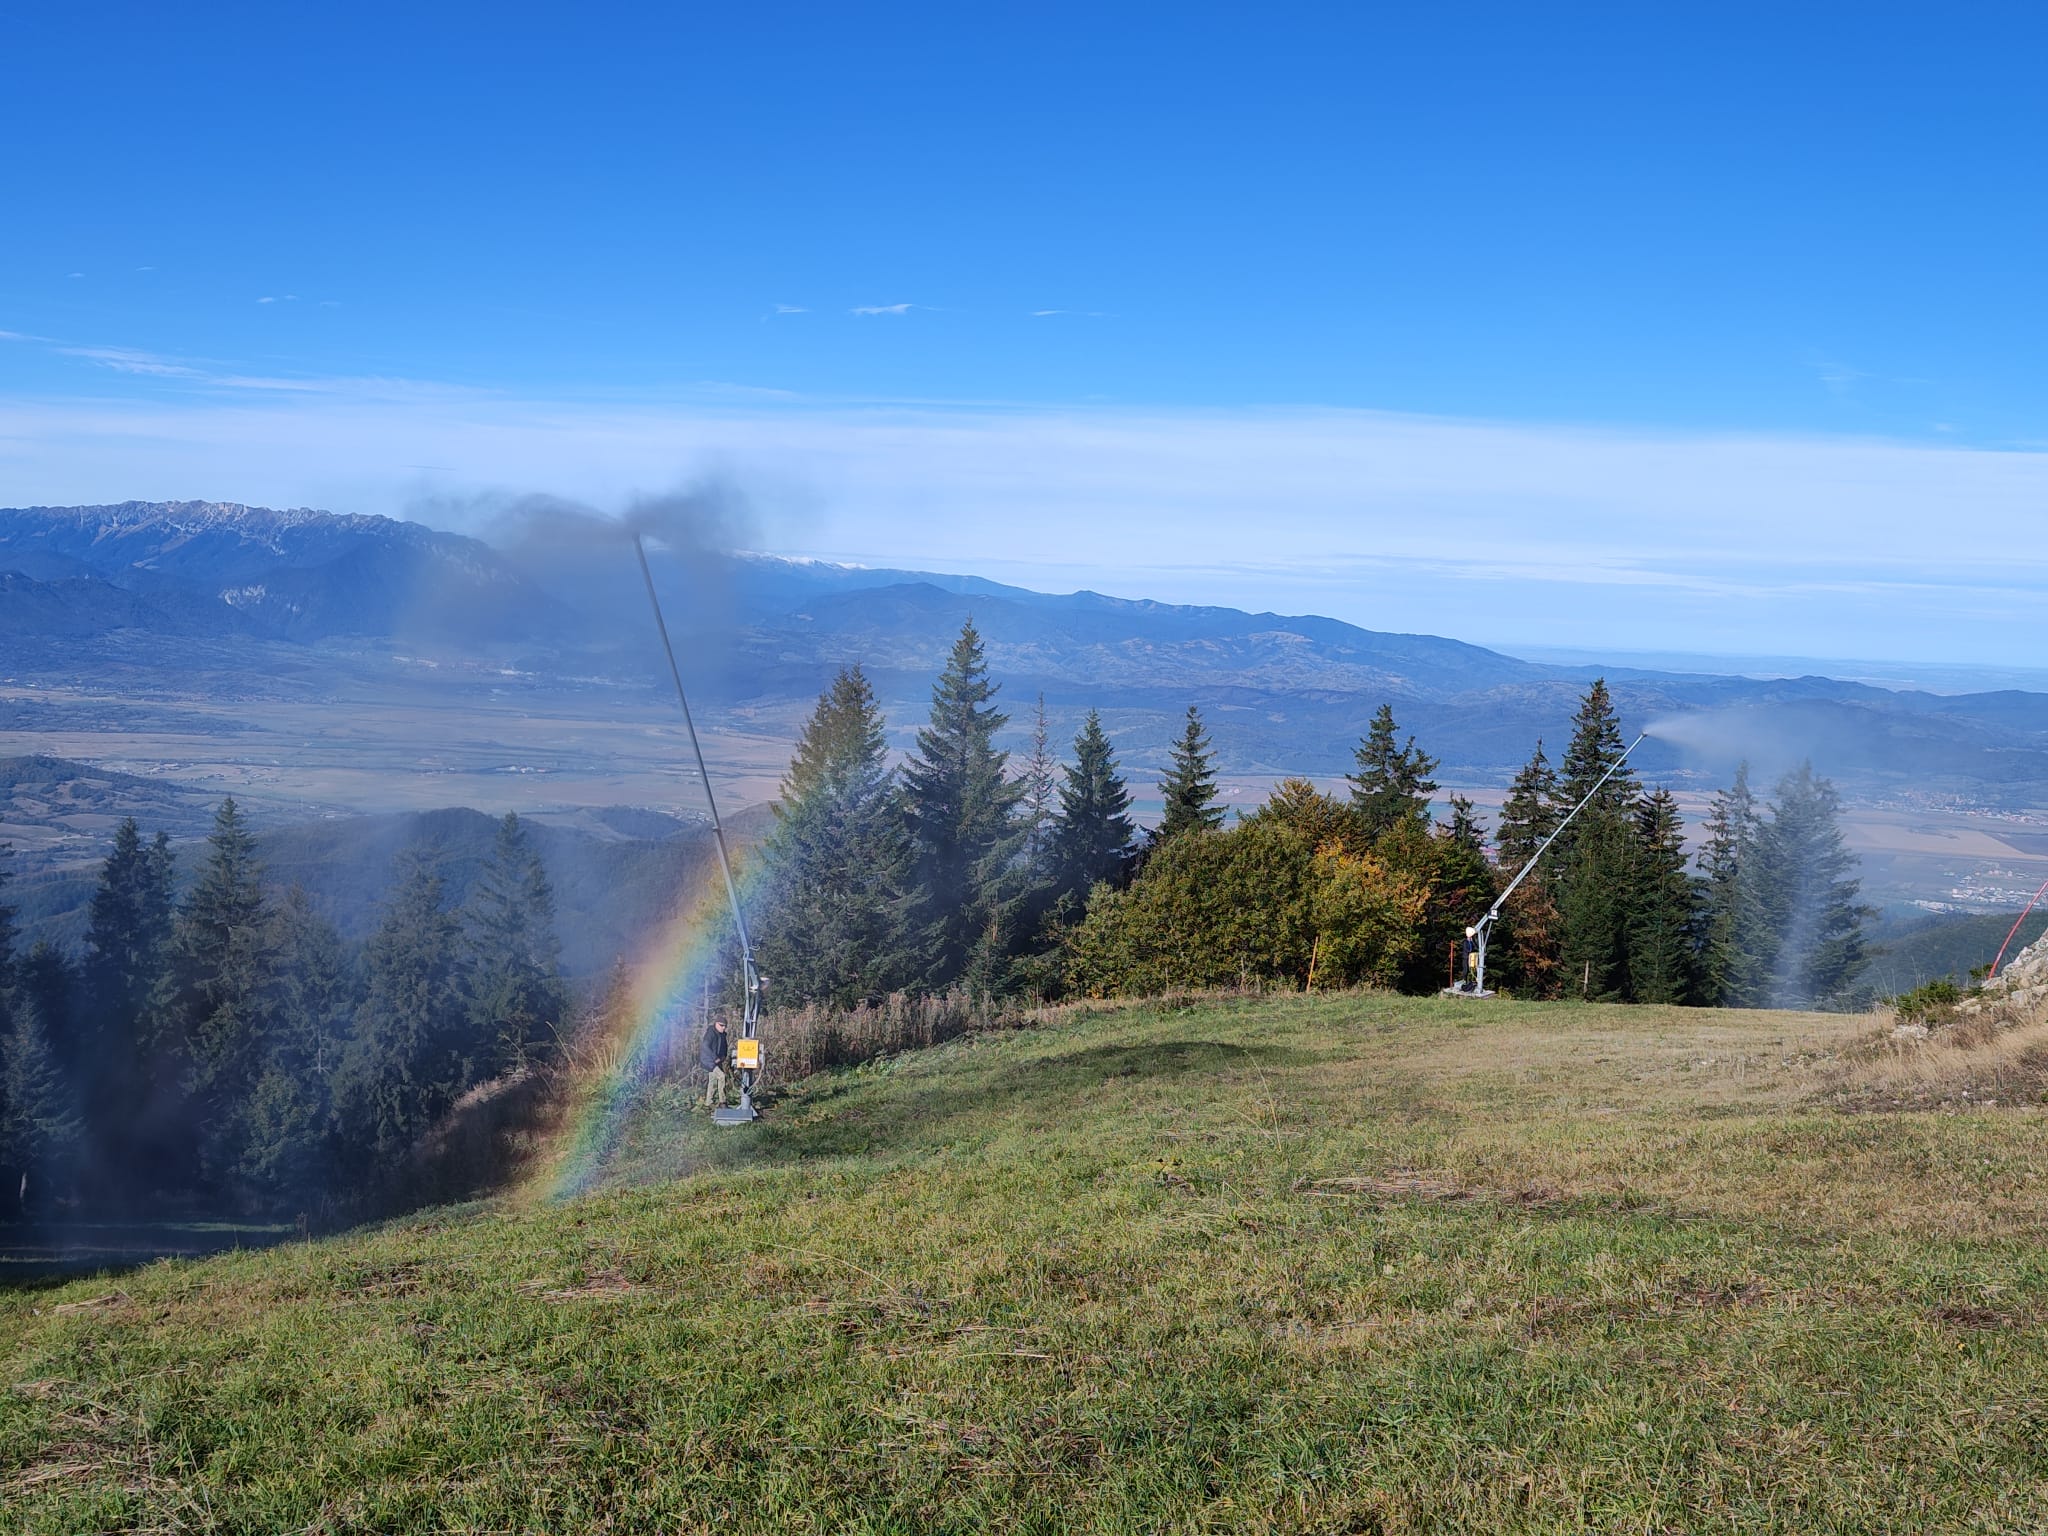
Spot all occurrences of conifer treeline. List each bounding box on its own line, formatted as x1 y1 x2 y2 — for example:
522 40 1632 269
0 806 569 1220
755 626 1872 1013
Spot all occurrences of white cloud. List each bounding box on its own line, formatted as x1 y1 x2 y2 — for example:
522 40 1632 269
0 375 2040 662
66 272 84 279
851 303 916 316
1031 309 1109 318
771 303 807 315
256 296 276 304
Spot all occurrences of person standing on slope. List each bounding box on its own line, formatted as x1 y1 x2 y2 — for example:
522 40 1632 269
700 1016 730 1110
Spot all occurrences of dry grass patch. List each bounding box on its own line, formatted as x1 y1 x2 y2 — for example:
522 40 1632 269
1831 995 2048 1110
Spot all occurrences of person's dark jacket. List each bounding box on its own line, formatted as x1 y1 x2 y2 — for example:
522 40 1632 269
698 1023 728 1072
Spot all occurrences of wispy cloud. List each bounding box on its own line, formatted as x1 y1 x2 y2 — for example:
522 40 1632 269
2 326 467 399
851 302 918 316
1030 309 1110 318
1809 352 1932 397
135 265 155 273
54 344 207 379
66 272 84 279
770 303 807 315
256 296 277 305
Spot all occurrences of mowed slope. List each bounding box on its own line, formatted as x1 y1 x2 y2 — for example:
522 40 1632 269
5 996 2048 1533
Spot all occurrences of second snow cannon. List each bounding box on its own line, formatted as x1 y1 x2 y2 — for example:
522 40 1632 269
1450 731 1648 998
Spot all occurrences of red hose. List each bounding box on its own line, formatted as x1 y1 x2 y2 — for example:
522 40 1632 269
1989 876 2048 979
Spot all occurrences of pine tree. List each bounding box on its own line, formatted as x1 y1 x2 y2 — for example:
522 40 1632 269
1492 740 1565 996
1157 706 1224 840
335 850 467 1172
1556 681 1636 821
756 665 920 1007
1346 704 1439 842
1 991 82 1216
79 819 177 1166
1444 794 1486 855
1756 762 1871 1008
159 799 272 1188
1698 763 1771 1006
1495 740 1560 871
237 887 357 1210
1017 694 1060 884
465 813 570 1075
1552 682 1639 1000
1052 710 1137 902
900 621 1026 991
1626 787 1701 1004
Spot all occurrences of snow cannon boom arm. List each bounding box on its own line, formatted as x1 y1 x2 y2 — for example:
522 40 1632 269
633 533 764 1120
1463 731 1648 996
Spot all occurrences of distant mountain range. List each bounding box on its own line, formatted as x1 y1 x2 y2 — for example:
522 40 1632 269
4 500 2047 804
0 501 563 642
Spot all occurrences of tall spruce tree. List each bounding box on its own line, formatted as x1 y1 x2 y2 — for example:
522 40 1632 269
1444 794 1486 854
1156 706 1224 840
1552 682 1639 1000
1346 704 1439 842
159 799 272 1187
1490 739 1564 994
1495 741 1560 870
1017 693 1060 885
1626 787 1701 1004
1052 710 1136 902
1698 763 1771 1006
1757 762 1871 1008
465 813 570 1075
756 665 919 1007
237 887 357 1210
901 621 1026 991
80 819 177 1169
336 850 467 1172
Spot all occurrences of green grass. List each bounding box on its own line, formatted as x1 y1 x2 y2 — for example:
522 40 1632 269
5 993 2047 1532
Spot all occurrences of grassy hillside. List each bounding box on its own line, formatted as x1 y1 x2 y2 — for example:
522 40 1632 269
5 994 2047 1531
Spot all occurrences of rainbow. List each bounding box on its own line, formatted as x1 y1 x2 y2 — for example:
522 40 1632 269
543 849 774 1201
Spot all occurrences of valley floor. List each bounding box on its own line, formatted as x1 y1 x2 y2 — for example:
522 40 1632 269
3 995 2045 1532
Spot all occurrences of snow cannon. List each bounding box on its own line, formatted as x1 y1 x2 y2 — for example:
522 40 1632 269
1448 731 1648 999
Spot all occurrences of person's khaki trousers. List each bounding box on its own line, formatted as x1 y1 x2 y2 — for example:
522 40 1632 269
705 1065 727 1107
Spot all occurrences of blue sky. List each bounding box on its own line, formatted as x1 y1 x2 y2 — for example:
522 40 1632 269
3 2 2045 663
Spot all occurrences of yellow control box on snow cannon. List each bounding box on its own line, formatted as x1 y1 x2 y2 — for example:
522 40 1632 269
734 1037 762 1072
